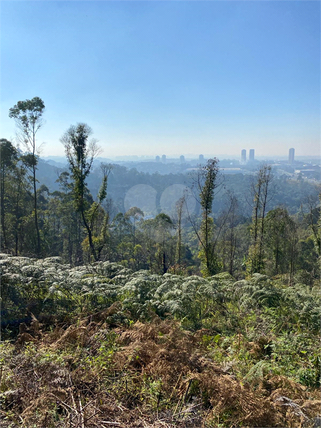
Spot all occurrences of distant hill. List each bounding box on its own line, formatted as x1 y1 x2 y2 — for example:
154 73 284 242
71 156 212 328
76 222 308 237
36 156 320 218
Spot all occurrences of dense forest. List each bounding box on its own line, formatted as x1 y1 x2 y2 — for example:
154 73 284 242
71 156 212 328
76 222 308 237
1 98 320 427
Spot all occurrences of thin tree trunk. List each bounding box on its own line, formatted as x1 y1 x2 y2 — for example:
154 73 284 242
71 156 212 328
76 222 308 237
31 127 41 257
176 197 184 266
14 171 23 256
0 170 7 250
33 164 41 256
257 169 271 272
81 209 98 261
162 251 166 274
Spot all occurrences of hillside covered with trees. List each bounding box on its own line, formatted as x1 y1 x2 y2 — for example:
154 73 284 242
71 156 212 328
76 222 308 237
0 131 320 279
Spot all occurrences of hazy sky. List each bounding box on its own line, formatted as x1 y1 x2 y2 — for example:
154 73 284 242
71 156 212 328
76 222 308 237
1 1 320 158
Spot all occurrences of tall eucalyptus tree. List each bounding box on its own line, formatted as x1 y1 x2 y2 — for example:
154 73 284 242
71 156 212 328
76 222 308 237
9 97 45 256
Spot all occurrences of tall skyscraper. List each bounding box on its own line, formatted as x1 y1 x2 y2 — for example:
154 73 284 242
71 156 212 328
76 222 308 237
161 154 166 163
249 149 255 161
289 148 295 164
241 149 246 163
180 155 185 163
199 154 204 162
155 155 160 162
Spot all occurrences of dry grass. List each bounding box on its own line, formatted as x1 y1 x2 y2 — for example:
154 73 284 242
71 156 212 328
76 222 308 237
0 313 320 428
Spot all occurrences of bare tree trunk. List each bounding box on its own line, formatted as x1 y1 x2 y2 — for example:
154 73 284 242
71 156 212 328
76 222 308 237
175 196 185 266
162 251 167 274
248 165 272 274
0 170 7 250
257 168 271 272
81 210 98 262
32 162 41 256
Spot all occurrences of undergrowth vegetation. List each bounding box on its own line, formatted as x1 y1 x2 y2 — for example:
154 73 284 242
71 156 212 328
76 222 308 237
1 254 320 427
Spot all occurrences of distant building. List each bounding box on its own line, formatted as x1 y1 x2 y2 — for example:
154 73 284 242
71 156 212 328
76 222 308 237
289 148 295 164
155 155 160 162
249 149 255 161
241 149 246 163
161 155 166 163
199 154 204 162
180 155 185 163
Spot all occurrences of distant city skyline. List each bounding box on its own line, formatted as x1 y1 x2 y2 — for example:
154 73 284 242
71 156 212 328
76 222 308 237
1 1 320 158
42 150 320 163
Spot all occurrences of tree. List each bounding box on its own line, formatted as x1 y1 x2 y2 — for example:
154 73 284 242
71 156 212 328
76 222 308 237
0 139 33 256
61 123 108 262
216 193 240 276
125 206 144 247
192 158 221 276
12 160 32 255
0 139 18 250
139 213 175 274
85 163 111 261
303 194 321 256
265 207 297 277
9 97 45 256
175 195 185 267
153 213 175 274
247 164 273 274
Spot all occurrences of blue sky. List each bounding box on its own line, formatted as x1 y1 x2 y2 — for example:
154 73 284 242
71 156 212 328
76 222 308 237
1 1 320 158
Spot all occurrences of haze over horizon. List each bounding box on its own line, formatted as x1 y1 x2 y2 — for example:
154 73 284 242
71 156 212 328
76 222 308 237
1 1 320 158
42 152 321 163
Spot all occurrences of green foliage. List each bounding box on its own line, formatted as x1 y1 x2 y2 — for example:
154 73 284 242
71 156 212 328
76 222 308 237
196 158 221 276
264 207 297 276
2 95 321 427
1 254 321 427
247 164 273 275
9 97 46 256
61 125 110 262
9 97 45 130
2 256 320 379
1 135 320 281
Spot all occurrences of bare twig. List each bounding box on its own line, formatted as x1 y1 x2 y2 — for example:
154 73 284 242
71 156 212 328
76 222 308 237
100 421 124 426
78 392 85 428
